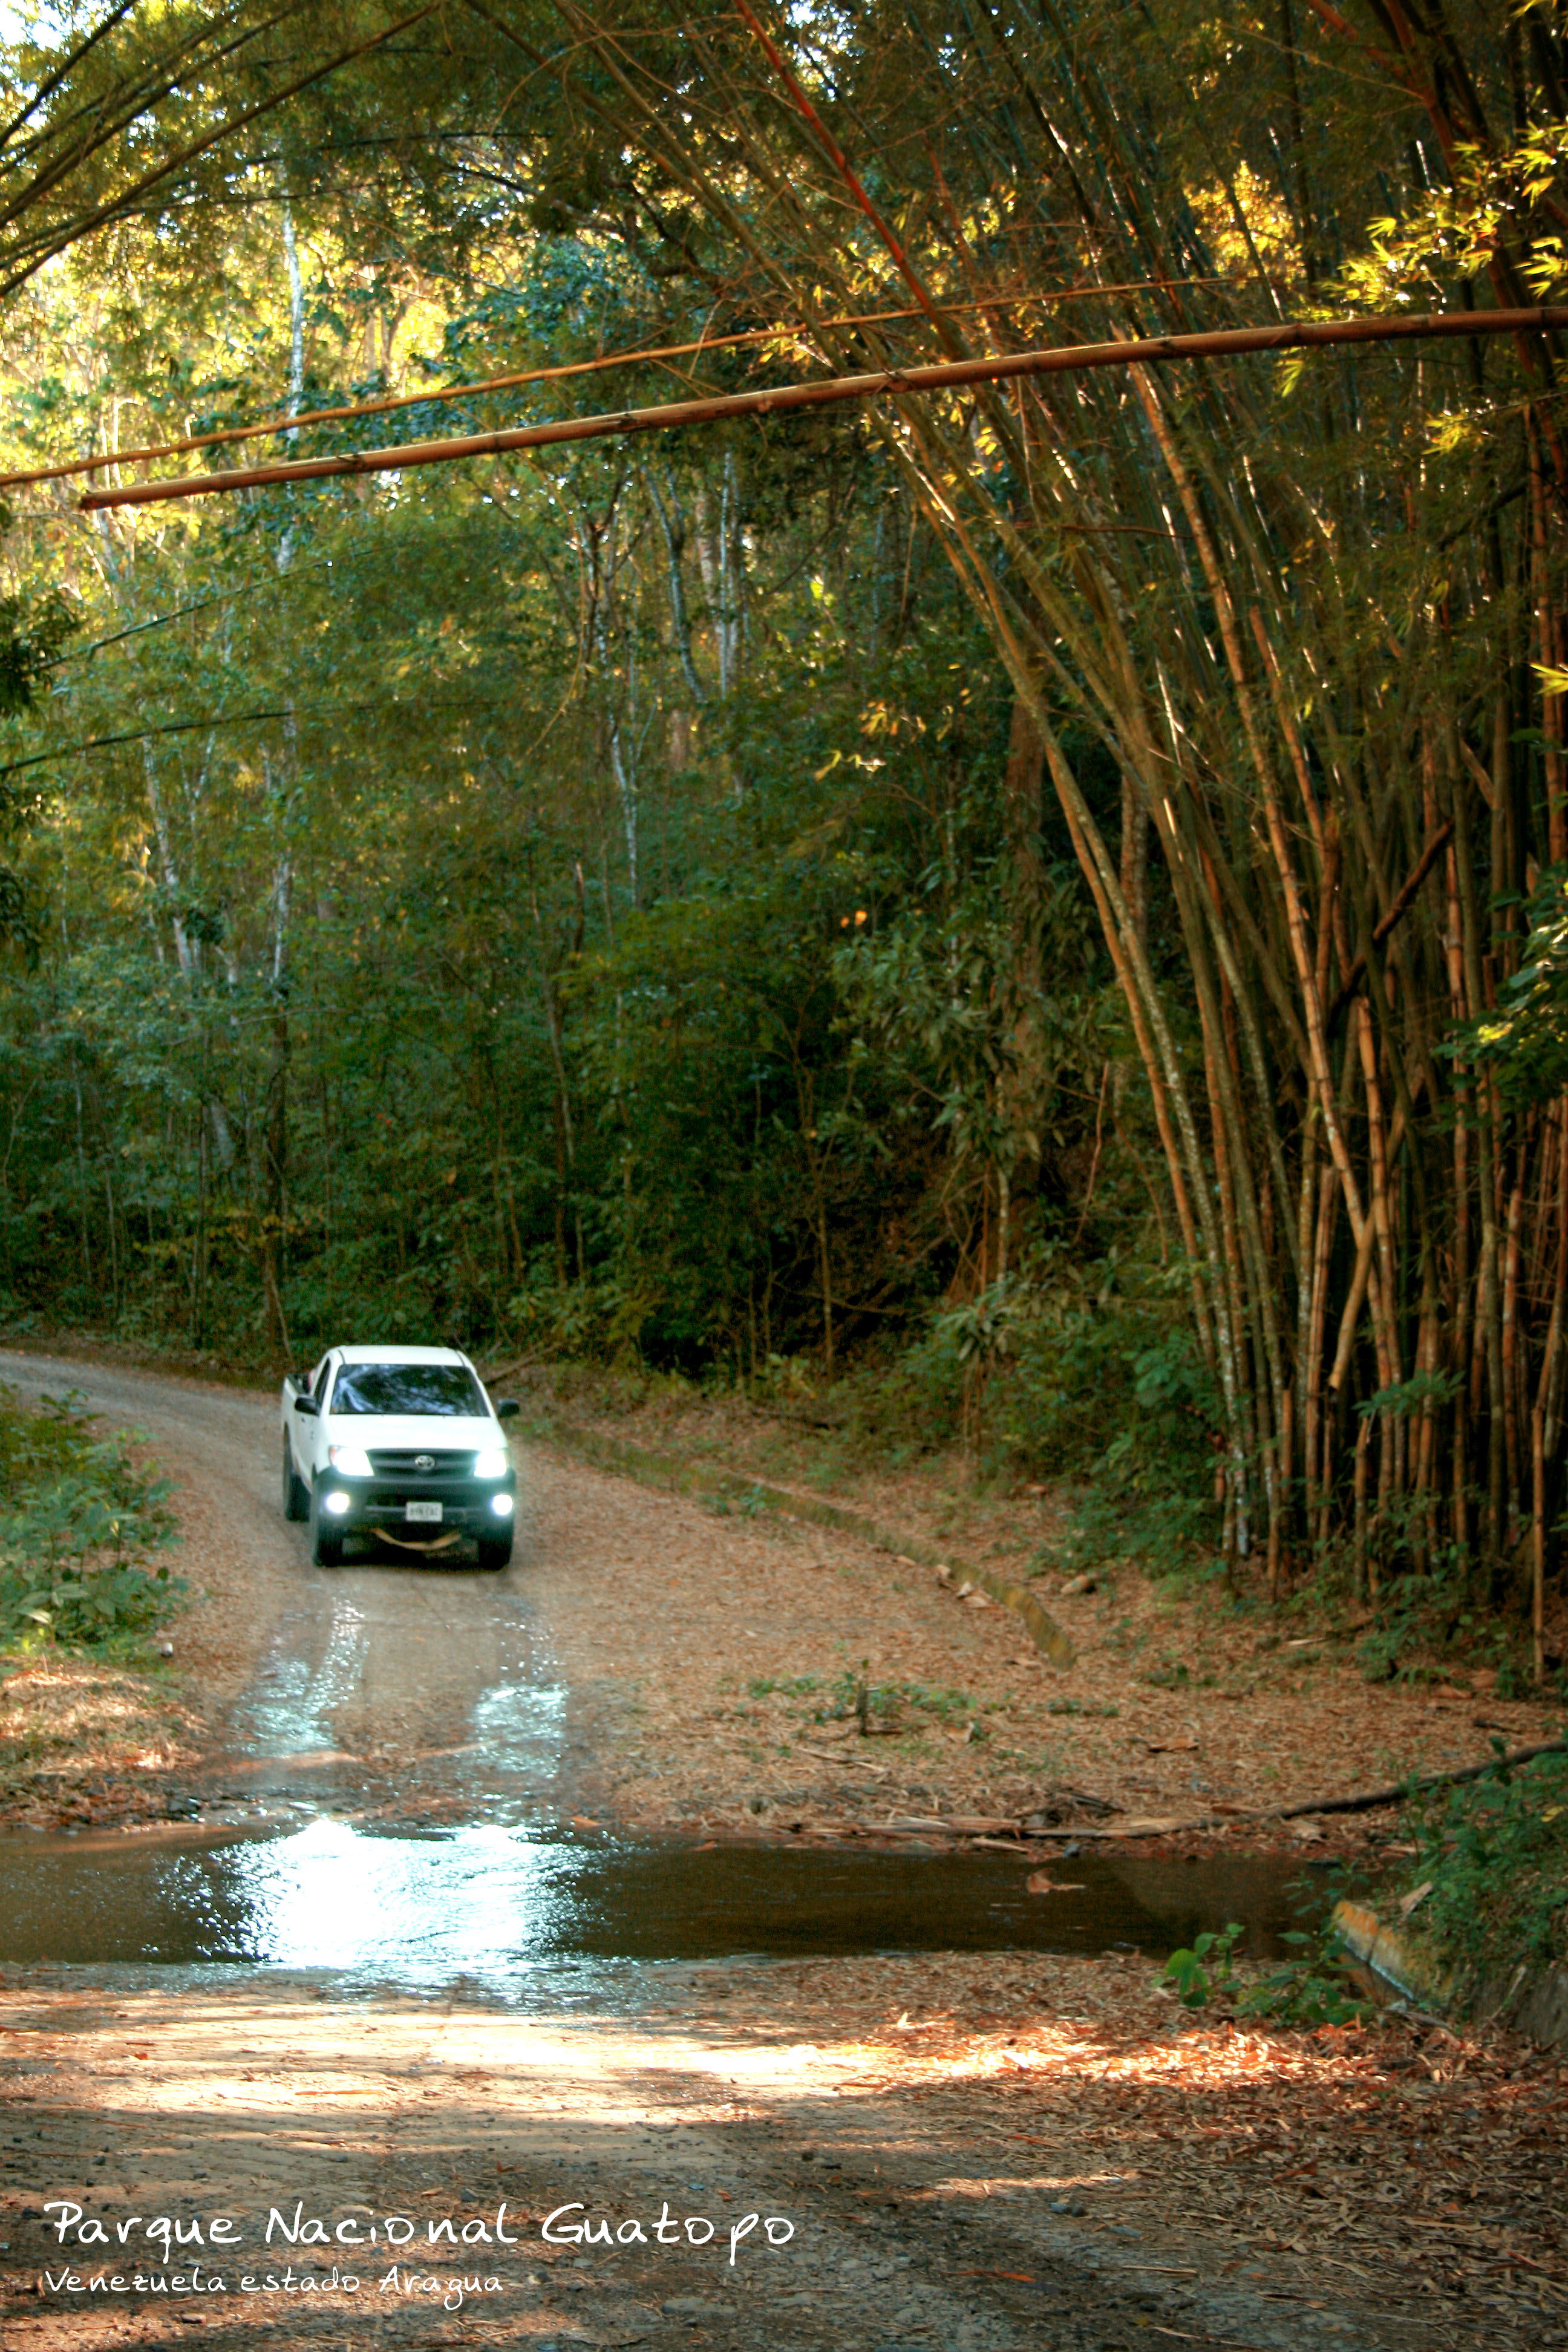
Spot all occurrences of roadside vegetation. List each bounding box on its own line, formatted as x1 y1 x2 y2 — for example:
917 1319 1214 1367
0 1382 189 1827
0 1384 183 1657
1395 1746 1568 1999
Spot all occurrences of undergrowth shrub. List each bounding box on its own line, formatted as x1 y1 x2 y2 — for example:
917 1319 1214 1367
1163 1901 1371 2028
822 1255 1224 1573
1402 1745 1568 1988
0 1384 184 1653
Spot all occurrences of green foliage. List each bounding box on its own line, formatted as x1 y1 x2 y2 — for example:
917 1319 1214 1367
825 1673 985 1729
750 1661 988 1732
0 584 74 721
975 1265 1223 1573
1345 1535 1522 1687
818 1253 1224 1550
1161 1922 1243 2008
1163 1913 1369 2027
0 0 1558 1649
0 1385 184 1653
1241 1926 1373 2030
708 1483 769 1520
1403 1744 1568 1986
1449 864 1568 1102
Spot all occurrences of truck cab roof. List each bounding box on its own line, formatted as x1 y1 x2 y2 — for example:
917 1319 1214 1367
330 1345 473 1365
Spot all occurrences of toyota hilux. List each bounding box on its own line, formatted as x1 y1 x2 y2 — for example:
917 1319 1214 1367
280 1345 520 1568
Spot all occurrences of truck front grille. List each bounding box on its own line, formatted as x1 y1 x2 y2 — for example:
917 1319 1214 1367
367 1449 473 1477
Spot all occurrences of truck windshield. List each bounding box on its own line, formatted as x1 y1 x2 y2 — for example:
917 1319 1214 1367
329 1364 486 1417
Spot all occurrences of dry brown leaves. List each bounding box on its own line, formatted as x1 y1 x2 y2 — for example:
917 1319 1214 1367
688 1949 1568 2347
0 1659 204 1826
529 1391 1566 1840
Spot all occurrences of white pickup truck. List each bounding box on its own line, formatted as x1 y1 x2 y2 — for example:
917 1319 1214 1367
280 1344 520 1569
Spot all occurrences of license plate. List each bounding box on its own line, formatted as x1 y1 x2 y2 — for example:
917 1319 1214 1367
405 1500 443 1524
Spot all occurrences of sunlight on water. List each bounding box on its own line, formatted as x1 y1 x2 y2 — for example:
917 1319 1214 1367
232 1607 371 1756
471 1681 568 1777
207 1817 580 1978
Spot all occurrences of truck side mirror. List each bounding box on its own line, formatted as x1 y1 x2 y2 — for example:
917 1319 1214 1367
293 1396 319 1417
496 1399 521 1421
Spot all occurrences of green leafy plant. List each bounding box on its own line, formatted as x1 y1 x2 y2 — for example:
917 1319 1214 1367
0 1386 184 1654
746 1673 822 1699
1163 1913 1369 2025
1238 1927 1372 2028
808 1662 983 1733
1161 1922 1244 2008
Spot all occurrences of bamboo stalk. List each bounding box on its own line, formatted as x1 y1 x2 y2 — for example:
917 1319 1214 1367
1543 1100 1568 1457
1354 1413 1372 1602
7 292 1178 491
79 307 1568 510
1306 1161 1336 1517
1534 1402 1547 1685
1273 1380 1293 1599
1531 421 1568 865
1503 1162 1527 1527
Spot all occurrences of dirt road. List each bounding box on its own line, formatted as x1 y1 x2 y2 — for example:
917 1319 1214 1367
5 1348 1560 1844
0 1350 566 1823
8 1945 1564 2352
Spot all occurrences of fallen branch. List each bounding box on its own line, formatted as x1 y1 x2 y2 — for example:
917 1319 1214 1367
1028 1739 1568 1839
1274 1738 1568 1819
795 1743 890 1777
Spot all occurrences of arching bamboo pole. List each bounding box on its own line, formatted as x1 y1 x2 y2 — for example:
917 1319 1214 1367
79 307 1568 511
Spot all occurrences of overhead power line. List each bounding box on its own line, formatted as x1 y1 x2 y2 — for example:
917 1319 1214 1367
79 307 1568 514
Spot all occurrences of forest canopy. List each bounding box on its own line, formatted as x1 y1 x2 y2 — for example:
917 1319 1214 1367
0 0 1564 1652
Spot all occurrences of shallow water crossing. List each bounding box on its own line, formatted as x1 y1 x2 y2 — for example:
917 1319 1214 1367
0 1820 1322 1988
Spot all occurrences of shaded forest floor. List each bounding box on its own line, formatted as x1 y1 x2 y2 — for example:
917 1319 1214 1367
2 1950 1567 2352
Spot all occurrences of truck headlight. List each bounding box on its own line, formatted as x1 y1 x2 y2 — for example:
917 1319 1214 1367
489 1492 514 1517
322 1491 352 1517
473 1448 509 1479
328 1445 373 1477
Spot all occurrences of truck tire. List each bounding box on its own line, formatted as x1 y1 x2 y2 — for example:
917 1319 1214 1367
475 1529 514 1570
309 1491 344 1568
282 1440 309 1523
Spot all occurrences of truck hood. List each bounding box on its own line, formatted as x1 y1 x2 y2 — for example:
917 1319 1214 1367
321 1414 502 1449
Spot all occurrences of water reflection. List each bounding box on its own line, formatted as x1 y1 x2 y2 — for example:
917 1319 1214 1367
230 1607 370 1756
212 1818 577 1974
0 1821 1322 1991
471 1680 568 1779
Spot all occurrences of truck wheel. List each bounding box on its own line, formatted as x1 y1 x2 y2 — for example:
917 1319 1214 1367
282 1441 309 1523
475 1530 514 1570
309 1492 344 1568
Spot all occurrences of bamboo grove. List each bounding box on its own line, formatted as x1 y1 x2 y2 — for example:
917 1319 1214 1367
472 0 1568 1628
0 1 1564 1645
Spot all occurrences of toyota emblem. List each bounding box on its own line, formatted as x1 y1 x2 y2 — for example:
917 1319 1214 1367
414 1454 435 1473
